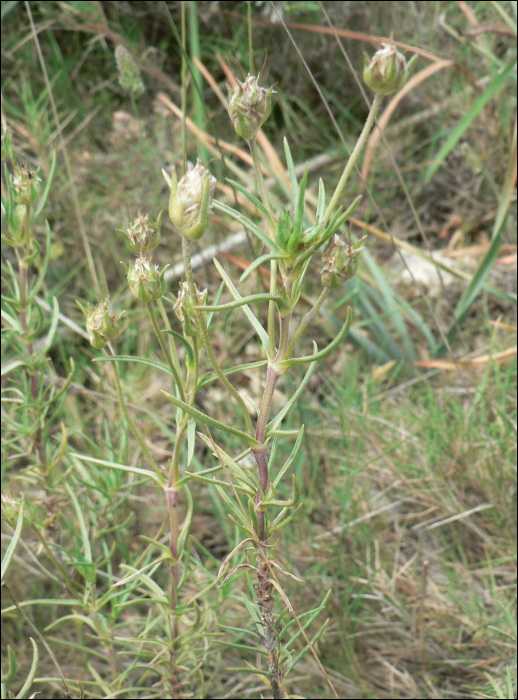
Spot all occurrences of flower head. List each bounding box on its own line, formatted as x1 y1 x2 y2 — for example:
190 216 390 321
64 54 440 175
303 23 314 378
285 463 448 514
11 163 41 206
118 210 162 255
173 281 208 337
115 44 144 98
122 255 169 304
363 43 417 96
165 160 216 241
77 297 124 349
227 74 275 140
321 234 367 289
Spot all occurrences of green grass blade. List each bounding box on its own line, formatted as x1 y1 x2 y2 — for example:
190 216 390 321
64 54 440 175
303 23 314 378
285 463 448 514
1 502 24 579
425 59 516 181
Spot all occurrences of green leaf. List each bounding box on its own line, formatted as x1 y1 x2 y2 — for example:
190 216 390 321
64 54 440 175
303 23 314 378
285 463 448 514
187 419 196 467
212 258 270 357
361 247 414 361
35 295 60 364
1 646 17 684
213 200 280 253
198 359 268 389
272 426 305 489
225 178 275 229
160 390 261 449
112 557 170 587
267 502 304 536
65 484 92 568
1 359 26 376
161 330 195 369
198 292 279 312
284 619 330 675
274 307 352 374
197 434 259 491
70 452 163 485
268 356 317 433
434 118 517 356
425 59 517 181
1 502 24 580
1 1 20 20
316 178 326 224
284 137 299 207
177 484 193 557
239 253 290 283
15 638 38 700
206 281 224 329
31 151 57 223
94 354 175 378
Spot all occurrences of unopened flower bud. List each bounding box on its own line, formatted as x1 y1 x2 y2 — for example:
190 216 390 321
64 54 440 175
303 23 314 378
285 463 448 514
12 163 41 206
118 210 162 255
363 43 417 96
321 234 367 289
227 74 275 140
123 255 169 304
165 160 216 241
77 297 124 349
173 281 208 336
115 44 144 98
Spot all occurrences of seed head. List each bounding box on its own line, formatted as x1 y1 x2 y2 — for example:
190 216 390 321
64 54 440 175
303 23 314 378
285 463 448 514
227 74 275 140
173 280 208 336
165 160 216 241
118 210 162 255
12 163 41 206
77 297 124 349
321 234 367 289
115 45 144 98
122 255 169 304
363 43 417 96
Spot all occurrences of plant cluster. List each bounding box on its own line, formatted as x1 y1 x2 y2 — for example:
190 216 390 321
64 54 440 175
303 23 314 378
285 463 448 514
2 40 418 699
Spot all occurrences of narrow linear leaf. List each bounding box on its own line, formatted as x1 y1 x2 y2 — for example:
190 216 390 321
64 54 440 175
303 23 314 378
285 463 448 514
275 307 352 373
94 355 175 378
161 390 261 449
198 359 268 389
212 258 270 356
239 253 290 283
70 452 163 485
1 502 24 579
15 638 38 700
197 293 279 312
226 178 275 228
213 200 280 253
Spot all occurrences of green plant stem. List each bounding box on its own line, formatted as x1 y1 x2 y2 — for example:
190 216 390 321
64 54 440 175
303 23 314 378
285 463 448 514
157 297 183 380
286 288 330 359
16 207 44 464
323 92 382 227
268 261 277 357
248 137 274 230
182 236 254 436
181 1 187 172
108 345 162 480
146 302 185 402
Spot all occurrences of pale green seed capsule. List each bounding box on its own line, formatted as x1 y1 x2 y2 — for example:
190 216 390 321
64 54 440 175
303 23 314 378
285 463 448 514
227 75 275 141
77 297 124 349
118 210 162 255
123 255 168 304
363 43 417 96
165 160 216 242
321 234 367 289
